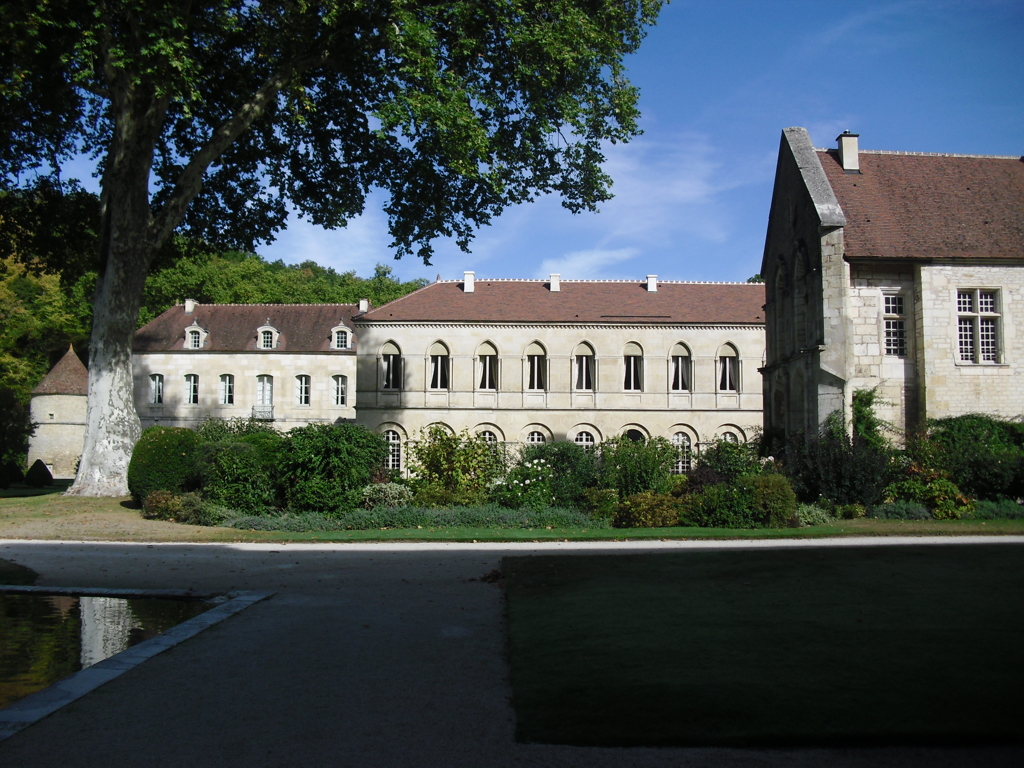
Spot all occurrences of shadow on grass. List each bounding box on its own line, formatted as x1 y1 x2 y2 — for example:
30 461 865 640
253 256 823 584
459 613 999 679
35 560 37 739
0 481 73 499
505 544 1024 748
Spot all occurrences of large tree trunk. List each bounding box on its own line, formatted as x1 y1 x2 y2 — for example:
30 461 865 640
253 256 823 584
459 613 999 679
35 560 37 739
66 243 151 497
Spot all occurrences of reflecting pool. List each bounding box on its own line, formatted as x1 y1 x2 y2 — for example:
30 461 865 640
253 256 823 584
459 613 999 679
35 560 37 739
0 594 211 709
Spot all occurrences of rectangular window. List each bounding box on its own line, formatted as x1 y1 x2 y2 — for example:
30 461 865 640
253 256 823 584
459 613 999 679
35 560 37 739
189 330 201 349
527 355 546 390
219 374 234 405
185 374 199 405
261 330 274 349
957 289 1001 364
256 375 273 405
623 356 642 391
883 294 908 357
429 355 449 389
670 356 690 391
149 374 164 405
333 375 347 406
718 357 738 391
575 355 594 391
479 355 497 390
334 330 348 349
383 354 402 390
295 375 311 406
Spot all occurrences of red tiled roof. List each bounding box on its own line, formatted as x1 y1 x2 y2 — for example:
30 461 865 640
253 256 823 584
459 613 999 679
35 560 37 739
358 281 765 324
818 150 1024 261
32 346 88 396
134 304 361 352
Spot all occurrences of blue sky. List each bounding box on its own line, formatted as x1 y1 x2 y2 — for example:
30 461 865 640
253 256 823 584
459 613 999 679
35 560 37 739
65 1 1024 285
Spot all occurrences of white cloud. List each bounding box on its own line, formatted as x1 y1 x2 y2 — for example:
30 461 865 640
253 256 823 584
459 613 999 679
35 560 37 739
536 247 640 279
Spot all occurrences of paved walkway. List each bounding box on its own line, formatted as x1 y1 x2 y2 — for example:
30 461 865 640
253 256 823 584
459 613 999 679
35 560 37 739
1 537 1022 767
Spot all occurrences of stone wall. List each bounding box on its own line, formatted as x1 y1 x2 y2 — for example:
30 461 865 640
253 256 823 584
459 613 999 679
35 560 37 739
27 394 86 478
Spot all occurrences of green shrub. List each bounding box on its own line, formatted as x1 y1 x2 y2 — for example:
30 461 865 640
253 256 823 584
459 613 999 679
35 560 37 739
917 414 1024 501
794 503 835 527
194 441 277 513
679 484 756 529
520 441 599 509
696 440 764 482
851 387 891 451
490 456 555 509
581 487 619 521
836 503 867 520
23 459 53 488
142 490 182 520
783 429 891 506
970 499 1024 520
737 473 796 528
411 482 486 508
127 427 202 504
614 491 680 528
407 427 507 497
280 423 388 512
869 501 931 520
598 435 677 499
362 482 414 509
884 471 973 519
195 416 278 443
176 492 234 526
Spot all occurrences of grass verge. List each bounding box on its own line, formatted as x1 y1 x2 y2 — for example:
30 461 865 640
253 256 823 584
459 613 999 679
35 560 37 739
504 545 1024 747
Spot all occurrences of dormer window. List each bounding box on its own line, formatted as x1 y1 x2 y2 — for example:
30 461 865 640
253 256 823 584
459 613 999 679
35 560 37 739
182 322 208 350
330 325 351 349
256 324 280 350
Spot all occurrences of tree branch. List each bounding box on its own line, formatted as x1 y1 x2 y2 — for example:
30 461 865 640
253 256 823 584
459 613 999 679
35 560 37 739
150 53 327 247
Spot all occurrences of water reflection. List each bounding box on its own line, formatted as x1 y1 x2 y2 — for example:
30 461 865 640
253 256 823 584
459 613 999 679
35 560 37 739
0 594 210 710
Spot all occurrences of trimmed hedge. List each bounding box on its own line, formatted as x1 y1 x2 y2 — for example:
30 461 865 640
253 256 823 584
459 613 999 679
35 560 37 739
24 459 53 488
127 427 202 504
737 473 796 528
615 491 679 528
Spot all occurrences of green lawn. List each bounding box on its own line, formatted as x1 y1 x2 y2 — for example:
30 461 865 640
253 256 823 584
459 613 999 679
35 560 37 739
504 545 1024 747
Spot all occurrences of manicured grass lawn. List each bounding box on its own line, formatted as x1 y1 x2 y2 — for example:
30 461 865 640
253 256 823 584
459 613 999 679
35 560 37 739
504 545 1024 747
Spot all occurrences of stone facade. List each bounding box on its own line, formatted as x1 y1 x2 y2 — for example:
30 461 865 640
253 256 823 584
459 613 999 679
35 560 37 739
27 346 88 479
762 127 1024 442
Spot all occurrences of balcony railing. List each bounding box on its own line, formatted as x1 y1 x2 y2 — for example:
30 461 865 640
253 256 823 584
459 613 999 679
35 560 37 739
252 405 274 421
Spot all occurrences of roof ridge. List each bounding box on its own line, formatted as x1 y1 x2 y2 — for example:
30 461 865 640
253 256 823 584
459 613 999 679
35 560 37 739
361 280 440 315
186 302 360 307
816 147 1022 160
436 278 760 285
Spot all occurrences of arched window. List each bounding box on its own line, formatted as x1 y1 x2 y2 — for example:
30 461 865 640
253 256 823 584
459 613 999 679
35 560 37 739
381 342 402 390
527 431 546 445
625 429 645 443
384 430 402 470
670 343 691 392
333 375 347 406
189 329 201 349
573 343 595 391
671 432 692 474
478 430 498 444
526 343 546 391
295 375 311 406
720 431 739 443
429 342 450 390
219 374 234 405
574 431 595 451
718 344 739 392
624 342 643 391
477 342 498 390
149 374 164 405
184 374 199 405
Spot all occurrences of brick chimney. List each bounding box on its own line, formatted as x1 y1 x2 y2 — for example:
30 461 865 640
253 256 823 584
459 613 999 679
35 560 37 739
837 131 860 173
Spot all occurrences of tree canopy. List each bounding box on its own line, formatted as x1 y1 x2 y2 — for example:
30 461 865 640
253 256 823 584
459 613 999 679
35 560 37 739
0 0 662 495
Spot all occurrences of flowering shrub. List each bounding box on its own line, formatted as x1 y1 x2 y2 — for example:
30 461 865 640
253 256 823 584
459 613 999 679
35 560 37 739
362 481 414 509
490 457 554 509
